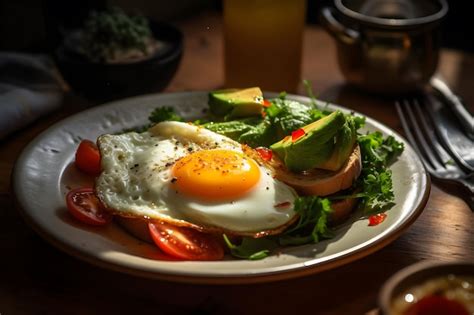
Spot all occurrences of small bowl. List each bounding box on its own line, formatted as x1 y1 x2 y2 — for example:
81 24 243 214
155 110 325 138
379 261 474 315
54 20 183 101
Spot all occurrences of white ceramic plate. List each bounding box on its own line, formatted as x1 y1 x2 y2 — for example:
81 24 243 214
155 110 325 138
12 92 430 284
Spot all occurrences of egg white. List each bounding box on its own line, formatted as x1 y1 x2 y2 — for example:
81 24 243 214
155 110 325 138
95 121 297 233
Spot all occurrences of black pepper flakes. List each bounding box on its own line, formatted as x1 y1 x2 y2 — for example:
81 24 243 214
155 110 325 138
171 177 178 183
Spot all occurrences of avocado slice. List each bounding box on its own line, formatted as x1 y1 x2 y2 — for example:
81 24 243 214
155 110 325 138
317 116 357 171
270 111 346 172
208 87 264 119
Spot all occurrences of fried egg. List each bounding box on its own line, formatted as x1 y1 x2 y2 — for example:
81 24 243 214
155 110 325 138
95 121 297 235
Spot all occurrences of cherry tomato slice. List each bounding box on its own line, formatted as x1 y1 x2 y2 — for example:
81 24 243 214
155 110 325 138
66 188 112 226
148 222 224 261
75 140 101 176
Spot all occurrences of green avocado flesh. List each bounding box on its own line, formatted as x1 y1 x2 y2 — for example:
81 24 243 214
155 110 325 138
317 115 356 171
208 87 264 118
270 110 355 172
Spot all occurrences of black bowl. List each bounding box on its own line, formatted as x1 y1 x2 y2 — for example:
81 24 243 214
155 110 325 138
55 20 183 101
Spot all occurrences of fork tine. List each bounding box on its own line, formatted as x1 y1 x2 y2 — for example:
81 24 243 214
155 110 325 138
396 100 443 171
412 99 453 169
396 101 436 174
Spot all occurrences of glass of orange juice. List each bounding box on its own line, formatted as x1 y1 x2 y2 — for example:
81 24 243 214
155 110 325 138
223 0 306 93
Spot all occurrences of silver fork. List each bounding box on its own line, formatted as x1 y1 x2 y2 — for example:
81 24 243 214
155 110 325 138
395 98 474 211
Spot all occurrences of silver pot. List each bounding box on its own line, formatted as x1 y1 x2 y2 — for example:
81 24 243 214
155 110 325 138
320 0 448 94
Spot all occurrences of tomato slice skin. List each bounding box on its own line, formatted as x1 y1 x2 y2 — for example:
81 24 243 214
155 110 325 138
66 188 112 226
75 140 101 176
148 222 224 261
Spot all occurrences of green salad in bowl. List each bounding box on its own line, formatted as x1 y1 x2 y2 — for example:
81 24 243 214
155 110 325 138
55 7 182 100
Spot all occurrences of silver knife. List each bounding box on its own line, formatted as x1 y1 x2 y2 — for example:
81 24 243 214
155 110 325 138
425 92 474 171
430 77 474 140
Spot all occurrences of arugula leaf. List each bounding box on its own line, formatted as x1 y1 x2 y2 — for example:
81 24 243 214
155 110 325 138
265 98 320 137
355 132 404 212
149 107 183 124
223 235 278 260
278 196 333 246
238 120 278 147
202 119 258 140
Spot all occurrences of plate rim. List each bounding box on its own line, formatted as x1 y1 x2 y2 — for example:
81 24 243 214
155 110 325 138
11 91 431 284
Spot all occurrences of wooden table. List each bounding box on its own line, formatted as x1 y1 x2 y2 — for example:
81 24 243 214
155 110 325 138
1 12 472 315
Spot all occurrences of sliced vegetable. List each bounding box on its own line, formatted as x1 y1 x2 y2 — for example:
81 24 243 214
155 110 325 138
255 147 273 161
291 128 305 142
368 213 387 226
66 187 112 226
148 222 224 261
75 140 101 176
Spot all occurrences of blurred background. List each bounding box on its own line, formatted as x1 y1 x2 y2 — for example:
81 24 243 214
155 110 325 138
1 0 472 53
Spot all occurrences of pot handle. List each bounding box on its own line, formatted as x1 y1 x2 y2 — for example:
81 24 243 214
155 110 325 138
319 7 360 44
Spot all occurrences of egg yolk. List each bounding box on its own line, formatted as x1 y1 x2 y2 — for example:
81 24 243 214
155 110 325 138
171 149 261 201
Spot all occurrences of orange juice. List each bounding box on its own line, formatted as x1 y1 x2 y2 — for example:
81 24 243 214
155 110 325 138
224 0 306 93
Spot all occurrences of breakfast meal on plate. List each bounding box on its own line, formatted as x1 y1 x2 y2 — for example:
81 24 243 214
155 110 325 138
66 86 403 261
390 274 474 315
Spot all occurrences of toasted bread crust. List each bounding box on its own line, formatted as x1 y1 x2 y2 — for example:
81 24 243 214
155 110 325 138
115 214 299 244
329 197 359 225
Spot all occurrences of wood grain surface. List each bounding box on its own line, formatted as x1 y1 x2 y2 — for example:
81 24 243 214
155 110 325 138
1 12 472 315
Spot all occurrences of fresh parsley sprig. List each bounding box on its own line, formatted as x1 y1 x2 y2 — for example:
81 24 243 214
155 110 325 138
355 132 404 212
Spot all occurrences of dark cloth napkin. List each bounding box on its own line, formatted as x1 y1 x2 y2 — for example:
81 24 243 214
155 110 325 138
0 52 63 140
